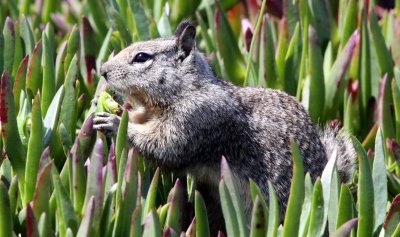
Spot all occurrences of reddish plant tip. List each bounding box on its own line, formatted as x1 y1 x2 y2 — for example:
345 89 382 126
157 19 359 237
367 148 374 157
0 72 9 125
386 138 399 159
78 115 94 137
163 227 172 236
347 79 359 101
217 230 226 237
174 178 182 187
384 194 400 229
5 17 15 35
376 73 388 124
13 55 30 91
26 203 38 237
214 10 220 28
328 119 341 129
94 138 104 157
84 55 96 84
244 28 253 51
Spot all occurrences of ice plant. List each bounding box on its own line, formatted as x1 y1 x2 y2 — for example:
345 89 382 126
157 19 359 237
0 0 399 236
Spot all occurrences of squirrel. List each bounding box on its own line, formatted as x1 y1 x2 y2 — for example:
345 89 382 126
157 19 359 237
94 21 355 231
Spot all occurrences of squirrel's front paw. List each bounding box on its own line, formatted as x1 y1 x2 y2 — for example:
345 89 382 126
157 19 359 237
93 112 121 137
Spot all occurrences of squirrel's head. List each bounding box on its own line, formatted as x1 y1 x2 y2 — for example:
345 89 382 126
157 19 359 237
101 21 214 108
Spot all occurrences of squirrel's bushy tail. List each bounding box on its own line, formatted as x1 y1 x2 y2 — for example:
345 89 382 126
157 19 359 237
319 126 356 182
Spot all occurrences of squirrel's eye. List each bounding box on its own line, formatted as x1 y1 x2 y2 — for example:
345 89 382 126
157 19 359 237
131 52 153 63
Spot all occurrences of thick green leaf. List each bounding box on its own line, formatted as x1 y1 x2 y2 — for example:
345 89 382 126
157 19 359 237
282 140 304 237
113 147 138 237
283 0 299 37
275 23 288 90
339 0 357 51
8 175 18 217
113 10 132 47
0 21 2 74
83 139 104 236
20 16 35 56
165 179 183 233
158 203 170 228
32 162 52 220
115 109 128 170
373 128 388 232
244 0 267 86
220 157 248 237
284 23 301 96
377 74 396 145
143 167 160 223
128 0 150 40
76 196 95 237
307 178 324 236
71 139 86 214
100 190 115 237
115 148 127 209
55 41 67 89
336 185 354 229
219 180 239 237
249 196 266 237
215 4 246 84
260 16 277 88
25 93 43 203
143 209 161 237
308 0 330 48
195 191 210 237
354 137 374 237
86 0 108 36
305 25 325 122
383 194 400 236
26 40 43 97
13 55 29 113
370 11 394 79
266 181 279 237
96 29 112 71
52 167 79 237
299 173 313 237
12 20 23 77
38 212 51 237
41 0 58 22
43 85 64 146
394 72 400 142
64 26 79 75
81 16 97 94
0 72 26 191
59 54 78 140
359 9 371 123
324 30 358 118
41 33 56 116
3 17 15 75
130 205 142 237
321 150 338 235
0 181 12 237
333 218 358 237
169 0 201 26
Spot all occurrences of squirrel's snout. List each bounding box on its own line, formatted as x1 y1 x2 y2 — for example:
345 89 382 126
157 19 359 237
100 63 109 81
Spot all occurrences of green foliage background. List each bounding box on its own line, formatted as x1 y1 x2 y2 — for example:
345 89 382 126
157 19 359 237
0 0 400 236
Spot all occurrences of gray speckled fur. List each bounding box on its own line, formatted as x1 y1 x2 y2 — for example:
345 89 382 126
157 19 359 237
94 21 355 231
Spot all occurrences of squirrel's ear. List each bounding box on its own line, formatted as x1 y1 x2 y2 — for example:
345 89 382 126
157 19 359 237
175 21 196 59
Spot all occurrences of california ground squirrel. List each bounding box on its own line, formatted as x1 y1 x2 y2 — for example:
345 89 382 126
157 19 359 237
94 21 355 230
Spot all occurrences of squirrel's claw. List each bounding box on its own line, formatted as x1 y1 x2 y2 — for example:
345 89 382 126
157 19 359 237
93 112 121 137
